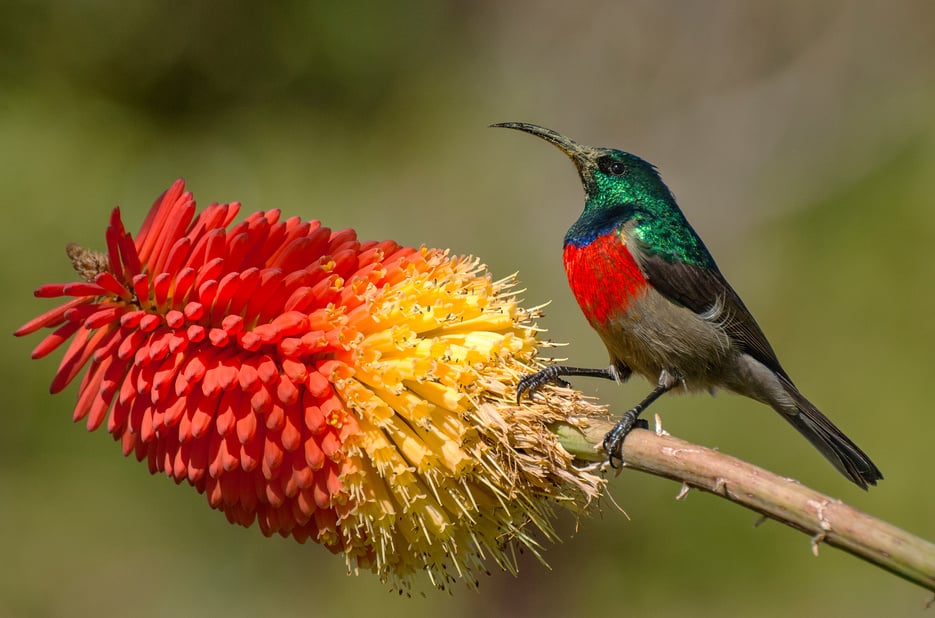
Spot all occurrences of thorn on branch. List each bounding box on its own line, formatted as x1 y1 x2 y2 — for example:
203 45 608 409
675 483 691 501
811 532 826 557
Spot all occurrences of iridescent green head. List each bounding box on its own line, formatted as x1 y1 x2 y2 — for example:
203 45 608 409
491 122 674 214
493 121 713 267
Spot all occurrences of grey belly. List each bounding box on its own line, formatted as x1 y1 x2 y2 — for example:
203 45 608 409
596 290 735 391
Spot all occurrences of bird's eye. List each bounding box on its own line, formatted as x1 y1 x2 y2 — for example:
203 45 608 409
599 157 628 177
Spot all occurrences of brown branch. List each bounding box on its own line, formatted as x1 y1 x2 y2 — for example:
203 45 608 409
552 417 935 593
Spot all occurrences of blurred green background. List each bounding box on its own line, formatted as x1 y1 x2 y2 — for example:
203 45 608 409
3 2 934 616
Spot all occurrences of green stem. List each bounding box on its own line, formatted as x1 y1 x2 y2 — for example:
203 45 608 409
553 418 935 593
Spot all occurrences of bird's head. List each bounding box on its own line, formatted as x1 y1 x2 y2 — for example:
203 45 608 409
492 122 673 213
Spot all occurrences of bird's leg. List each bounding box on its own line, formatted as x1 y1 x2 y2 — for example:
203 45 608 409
603 375 675 468
516 365 621 403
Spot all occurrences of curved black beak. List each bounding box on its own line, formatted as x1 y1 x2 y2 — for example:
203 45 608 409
490 122 589 161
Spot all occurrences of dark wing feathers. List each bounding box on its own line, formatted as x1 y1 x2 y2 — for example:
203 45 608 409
637 253 790 380
635 249 884 488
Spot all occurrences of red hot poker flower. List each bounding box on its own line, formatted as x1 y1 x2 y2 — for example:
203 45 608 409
16 180 607 591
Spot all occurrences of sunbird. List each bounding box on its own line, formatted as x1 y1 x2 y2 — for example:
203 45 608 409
495 122 882 489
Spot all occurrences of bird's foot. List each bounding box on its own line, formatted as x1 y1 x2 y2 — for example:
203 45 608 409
602 410 649 468
516 365 621 403
516 366 571 403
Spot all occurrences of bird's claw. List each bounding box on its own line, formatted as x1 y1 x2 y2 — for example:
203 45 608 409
516 367 571 403
602 410 648 468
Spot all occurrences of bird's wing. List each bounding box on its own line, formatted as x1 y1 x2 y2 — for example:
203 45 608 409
636 251 790 380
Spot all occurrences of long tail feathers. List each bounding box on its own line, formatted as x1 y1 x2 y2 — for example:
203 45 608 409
780 385 883 490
